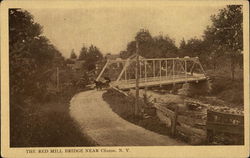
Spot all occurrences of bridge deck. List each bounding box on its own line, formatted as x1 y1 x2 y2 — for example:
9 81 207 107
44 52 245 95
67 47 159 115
112 73 206 90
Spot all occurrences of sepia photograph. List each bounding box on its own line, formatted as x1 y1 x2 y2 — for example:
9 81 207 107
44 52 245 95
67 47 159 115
1 0 249 157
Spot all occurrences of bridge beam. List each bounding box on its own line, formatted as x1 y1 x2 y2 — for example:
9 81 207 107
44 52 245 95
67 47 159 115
96 60 109 81
116 60 129 83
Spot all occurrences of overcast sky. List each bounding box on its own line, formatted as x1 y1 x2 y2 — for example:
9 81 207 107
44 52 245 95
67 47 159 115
27 5 225 58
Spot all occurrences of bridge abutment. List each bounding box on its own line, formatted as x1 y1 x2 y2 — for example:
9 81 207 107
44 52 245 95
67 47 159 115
178 80 212 96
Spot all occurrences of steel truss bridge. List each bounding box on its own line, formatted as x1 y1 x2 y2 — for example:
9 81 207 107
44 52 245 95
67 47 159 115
96 56 207 90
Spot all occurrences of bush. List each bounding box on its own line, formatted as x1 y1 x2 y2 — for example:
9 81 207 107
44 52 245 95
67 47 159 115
208 74 243 105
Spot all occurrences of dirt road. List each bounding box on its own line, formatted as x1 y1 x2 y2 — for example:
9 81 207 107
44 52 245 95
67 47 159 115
70 90 186 146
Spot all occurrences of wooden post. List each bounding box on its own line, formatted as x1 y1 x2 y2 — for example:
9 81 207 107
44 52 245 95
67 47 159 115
145 60 147 82
135 41 140 116
153 60 155 78
125 65 127 82
165 60 168 79
185 59 187 82
173 59 175 80
144 86 148 108
171 106 179 137
159 60 162 81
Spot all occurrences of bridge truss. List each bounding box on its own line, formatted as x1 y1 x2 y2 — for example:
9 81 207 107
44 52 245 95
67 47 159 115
96 57 207 89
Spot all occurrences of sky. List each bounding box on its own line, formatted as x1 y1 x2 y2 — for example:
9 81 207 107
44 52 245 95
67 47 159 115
27 5 225 58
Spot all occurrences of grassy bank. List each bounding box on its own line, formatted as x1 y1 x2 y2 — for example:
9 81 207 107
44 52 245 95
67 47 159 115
207 68 243 107
10 87 95 147
102 89 172 137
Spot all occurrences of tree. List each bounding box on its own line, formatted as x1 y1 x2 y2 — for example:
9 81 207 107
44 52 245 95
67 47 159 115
78 45 88 60
120 41 136 59
9 9 65 146
179 38 186 57
179 38 186 49
203 5 243 80
84 45 103 71
153 35 178 58
70 49 77 59
178 37 215 69
9 9 62 101
120 29 178 59
179 38 208 59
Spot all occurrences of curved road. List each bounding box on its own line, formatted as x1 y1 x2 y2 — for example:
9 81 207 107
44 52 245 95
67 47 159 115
70 90 186 146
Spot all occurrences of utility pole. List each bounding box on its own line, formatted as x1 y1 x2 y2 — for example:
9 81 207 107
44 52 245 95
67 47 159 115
135 41 140 116
56 67 59 91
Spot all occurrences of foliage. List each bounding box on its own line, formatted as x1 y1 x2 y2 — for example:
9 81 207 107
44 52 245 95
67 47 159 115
204 5 243 53
9 9 70 146
178 5 243 79
120 29 178 59
153 35 178 58
9 9 64 103
65 58 75 64
77 44 103 71
70 49 77 59
203 5 243 79
78 45 88 60
178 37 213 68
179 38 204 57
85 45 103 70
10 79 94 147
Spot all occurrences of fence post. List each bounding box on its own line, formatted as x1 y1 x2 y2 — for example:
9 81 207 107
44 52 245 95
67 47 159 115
153 60 155 79
171 106 179 137
159 60 162 87
159 60 162 80
173 59 175 80
185 59 187 82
